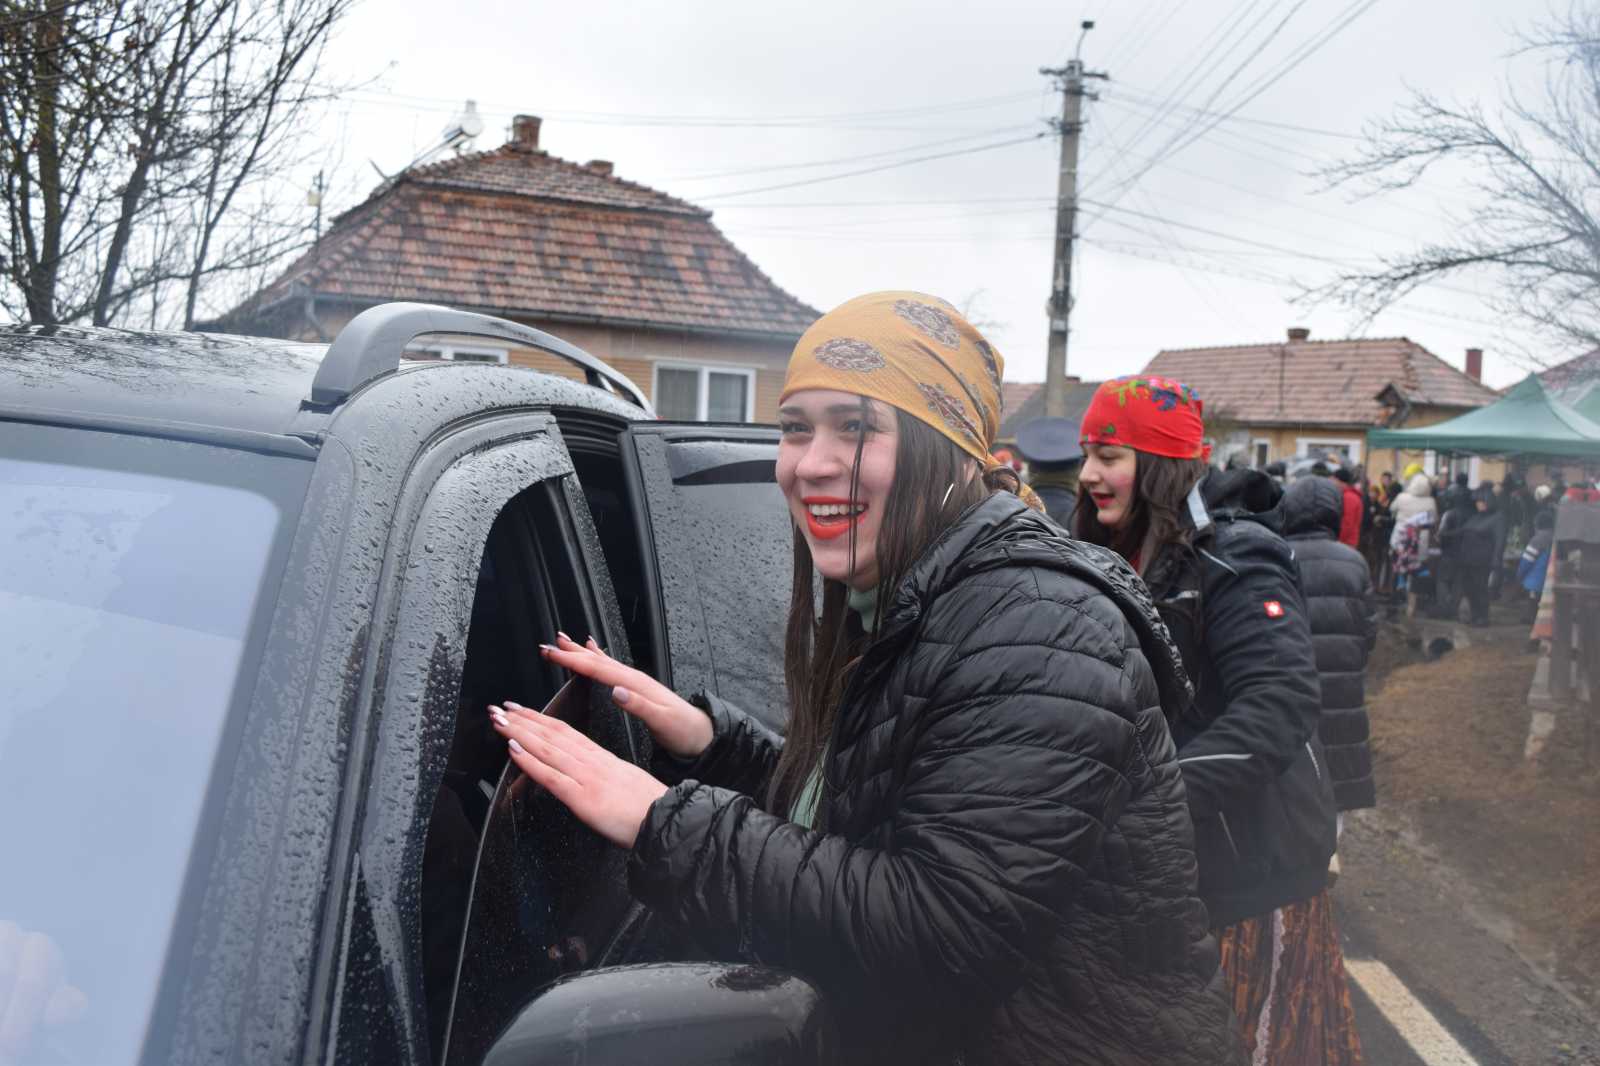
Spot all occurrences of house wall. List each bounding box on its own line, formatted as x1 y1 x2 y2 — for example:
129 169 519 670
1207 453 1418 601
286 306 796 423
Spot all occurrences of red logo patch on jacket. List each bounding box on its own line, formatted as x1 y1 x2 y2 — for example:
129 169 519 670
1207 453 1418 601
1264 600 1285 618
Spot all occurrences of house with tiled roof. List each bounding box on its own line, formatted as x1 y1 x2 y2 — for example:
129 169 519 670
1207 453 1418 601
995 379 1100 446
1539 348 1600 411
1141 327 1501 477
212 115 819 422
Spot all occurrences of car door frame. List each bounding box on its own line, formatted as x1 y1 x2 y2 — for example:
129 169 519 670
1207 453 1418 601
144 367 650 1066
618 422 789 728
314 414 598 1063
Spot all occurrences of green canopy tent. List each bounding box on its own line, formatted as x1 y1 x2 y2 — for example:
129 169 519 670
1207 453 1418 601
1368 374 1600 458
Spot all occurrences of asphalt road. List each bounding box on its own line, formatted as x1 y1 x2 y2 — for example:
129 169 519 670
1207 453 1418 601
1333 809 1599 1065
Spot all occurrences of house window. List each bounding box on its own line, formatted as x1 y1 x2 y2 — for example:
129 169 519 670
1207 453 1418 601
651 363 757 423
1295 436 1363 464
403 343 509 365
1252 439 1271 467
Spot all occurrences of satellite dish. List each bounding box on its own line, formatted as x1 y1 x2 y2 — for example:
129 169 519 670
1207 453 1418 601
440 100 484 148
457 100 484 139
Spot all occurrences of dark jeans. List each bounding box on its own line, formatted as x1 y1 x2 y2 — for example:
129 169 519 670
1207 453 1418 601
1460 563 1492 624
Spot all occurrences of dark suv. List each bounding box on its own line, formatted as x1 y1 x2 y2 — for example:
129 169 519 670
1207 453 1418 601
0 304 829 1066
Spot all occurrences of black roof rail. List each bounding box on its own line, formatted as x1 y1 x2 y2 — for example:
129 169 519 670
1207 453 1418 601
309 302 654 413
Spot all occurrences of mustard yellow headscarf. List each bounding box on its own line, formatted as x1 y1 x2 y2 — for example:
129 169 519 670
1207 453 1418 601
782 292 1035 507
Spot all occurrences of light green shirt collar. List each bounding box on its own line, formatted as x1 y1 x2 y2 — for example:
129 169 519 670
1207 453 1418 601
847 584 879 634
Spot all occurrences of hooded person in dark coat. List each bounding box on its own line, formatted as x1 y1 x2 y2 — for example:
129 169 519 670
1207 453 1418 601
1456 485 1507 625
1282 477 1379 811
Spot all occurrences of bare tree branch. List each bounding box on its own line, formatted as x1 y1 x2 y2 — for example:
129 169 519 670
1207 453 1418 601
1312 4 1600 363
0 0 357 328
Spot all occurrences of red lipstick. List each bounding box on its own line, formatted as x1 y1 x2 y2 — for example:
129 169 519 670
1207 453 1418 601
801 495 867 541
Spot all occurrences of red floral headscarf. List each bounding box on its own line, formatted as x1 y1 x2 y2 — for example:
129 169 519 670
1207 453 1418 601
1079 376 1211 461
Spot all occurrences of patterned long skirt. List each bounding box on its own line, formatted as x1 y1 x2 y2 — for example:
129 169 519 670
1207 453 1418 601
1216 890 1365 1066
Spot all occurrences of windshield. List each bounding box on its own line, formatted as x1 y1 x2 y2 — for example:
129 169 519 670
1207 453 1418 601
0 423 310 1066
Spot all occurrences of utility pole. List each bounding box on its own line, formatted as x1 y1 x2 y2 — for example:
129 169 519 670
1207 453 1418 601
1040 22 1108 418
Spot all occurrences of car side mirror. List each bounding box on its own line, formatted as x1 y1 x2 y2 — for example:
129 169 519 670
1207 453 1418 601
480 962 835 1066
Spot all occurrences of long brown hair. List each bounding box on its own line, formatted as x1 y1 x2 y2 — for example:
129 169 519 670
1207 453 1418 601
1073 450 1208 568
767 405 1021 819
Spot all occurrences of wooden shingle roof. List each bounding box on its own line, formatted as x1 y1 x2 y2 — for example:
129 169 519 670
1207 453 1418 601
223 123 819 338
1142 334 1498 427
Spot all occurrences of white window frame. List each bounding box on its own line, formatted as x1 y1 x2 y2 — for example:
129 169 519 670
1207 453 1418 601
1252 438 1271 466
651 361 757 422
1295 435 1363 464
403 342 509 364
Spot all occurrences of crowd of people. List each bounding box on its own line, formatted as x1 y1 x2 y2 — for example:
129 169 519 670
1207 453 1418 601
1262 460 1578 627
487 292 1407 1065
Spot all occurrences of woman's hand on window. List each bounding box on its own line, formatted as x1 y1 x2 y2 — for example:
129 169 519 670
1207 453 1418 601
540 634 713 759
489 703 669 849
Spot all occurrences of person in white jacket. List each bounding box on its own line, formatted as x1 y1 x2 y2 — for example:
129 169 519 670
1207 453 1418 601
1389 473 1440 615
1390 471 1438 527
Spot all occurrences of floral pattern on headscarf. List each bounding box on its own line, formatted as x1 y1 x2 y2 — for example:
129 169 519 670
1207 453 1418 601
782 290 1039 508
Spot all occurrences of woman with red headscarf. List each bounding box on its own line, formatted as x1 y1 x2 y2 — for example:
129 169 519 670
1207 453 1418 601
1073 376 1363 1065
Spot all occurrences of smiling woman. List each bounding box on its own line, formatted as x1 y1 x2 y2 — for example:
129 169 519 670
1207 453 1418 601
493 292 1243 1065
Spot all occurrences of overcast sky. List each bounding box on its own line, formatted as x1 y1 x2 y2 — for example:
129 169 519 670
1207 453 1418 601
310 0 1551 390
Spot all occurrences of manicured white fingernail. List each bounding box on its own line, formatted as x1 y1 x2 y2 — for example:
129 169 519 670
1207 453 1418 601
505 701 524 712
509 738 526 755
557 631 572 642
613 687 631 704
491 711 508 726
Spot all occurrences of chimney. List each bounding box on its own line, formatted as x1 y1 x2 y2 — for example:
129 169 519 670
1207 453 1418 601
1465 347 1483 382
584 159 614 176
1286 326 1311 342
510 114 542 152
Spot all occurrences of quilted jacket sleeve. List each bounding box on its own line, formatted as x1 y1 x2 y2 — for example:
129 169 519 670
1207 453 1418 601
1177 524 1322 820
625 573 1145 1010
650 691 783 796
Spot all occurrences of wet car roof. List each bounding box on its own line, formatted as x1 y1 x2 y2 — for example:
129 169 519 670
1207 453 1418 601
0 323 645 447
0 324 327 439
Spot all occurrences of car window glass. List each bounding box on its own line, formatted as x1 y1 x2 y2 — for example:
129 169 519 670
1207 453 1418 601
0 424 308 1066
439 678 636 1066
625 431 791 732
420 481 638 1064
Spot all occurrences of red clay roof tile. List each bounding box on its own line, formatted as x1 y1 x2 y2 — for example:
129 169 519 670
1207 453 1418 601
223 139 818 337
1142 336 1498 426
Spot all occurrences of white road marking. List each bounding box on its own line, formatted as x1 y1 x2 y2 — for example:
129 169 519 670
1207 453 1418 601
1345 957 1480 1066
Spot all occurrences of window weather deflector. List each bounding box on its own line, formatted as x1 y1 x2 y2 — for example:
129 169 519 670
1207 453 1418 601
308 302 654 412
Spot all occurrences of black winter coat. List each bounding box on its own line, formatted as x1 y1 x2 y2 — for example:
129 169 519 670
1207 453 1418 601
1282 478 1379 811
1459 500 1507 569
631 494 1242 1066
1142 470 1339 928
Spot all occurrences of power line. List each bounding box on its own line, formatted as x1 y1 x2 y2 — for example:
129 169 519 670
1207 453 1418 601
693 132 1048 202
335 87 1043 129
1096 0 1317 209
1108 83 1362 140
1081 238 1508 332
1100 0 1187 71
663 124 1038 182
709 196 1052 209
1100 0 1273 171
1096 94 1338 166
1088 0 1380 224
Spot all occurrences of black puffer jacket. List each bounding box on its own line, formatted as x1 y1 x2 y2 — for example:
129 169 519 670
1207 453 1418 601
631 494 1241 1066
1142 470 1338 927
1282 478 1379 811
